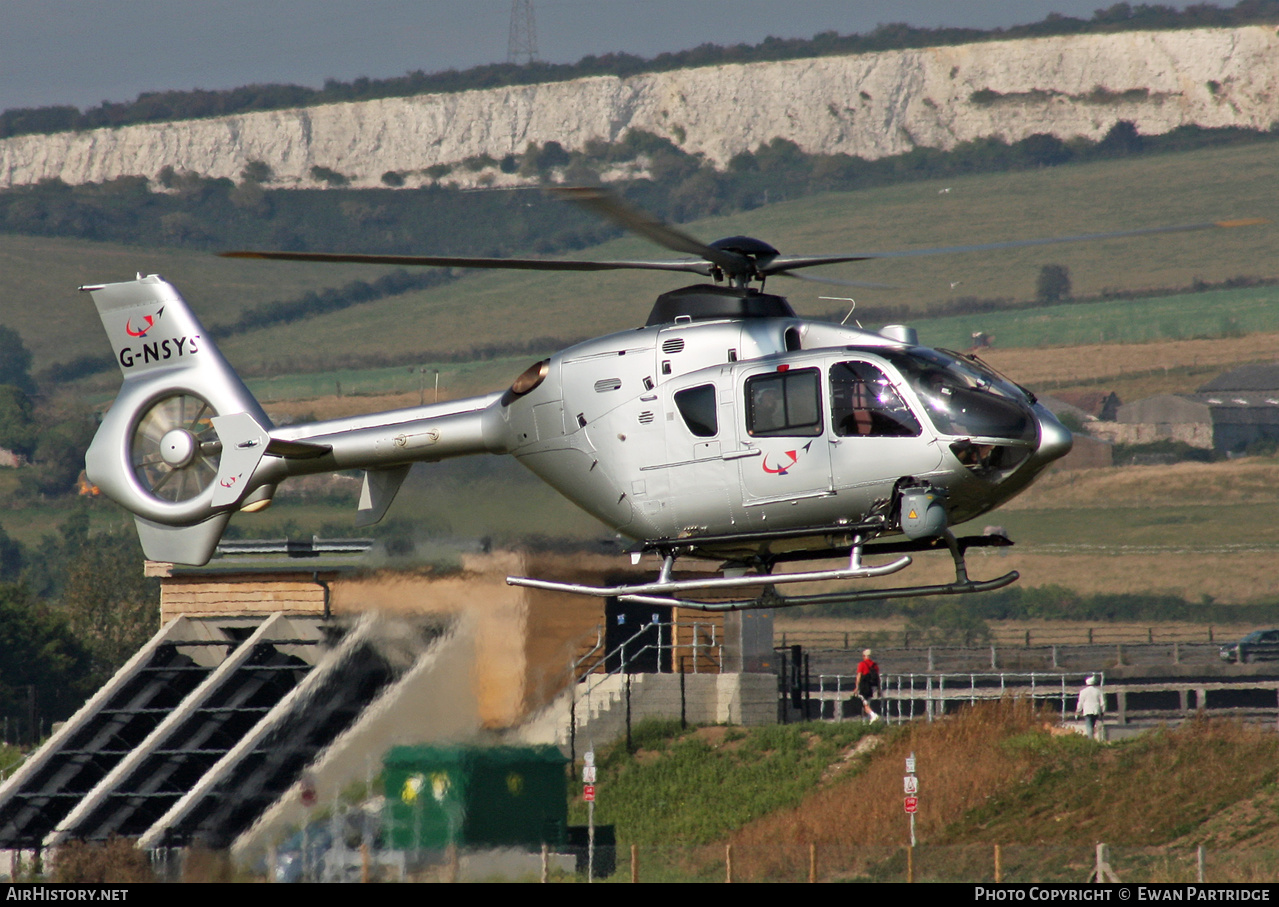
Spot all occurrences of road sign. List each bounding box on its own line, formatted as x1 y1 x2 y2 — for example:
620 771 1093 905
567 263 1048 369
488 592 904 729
583 765 597 784
904 776 918 795
584 785 596 802
904 796 918 814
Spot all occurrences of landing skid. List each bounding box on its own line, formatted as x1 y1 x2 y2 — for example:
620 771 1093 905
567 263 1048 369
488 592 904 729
506 531 1019 611
620 571 1019 611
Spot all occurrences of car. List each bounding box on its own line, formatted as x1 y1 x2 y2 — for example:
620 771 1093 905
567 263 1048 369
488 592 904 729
1220 630 1279 664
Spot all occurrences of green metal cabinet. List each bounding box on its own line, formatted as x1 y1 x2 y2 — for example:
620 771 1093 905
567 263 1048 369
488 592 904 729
384 745 568 850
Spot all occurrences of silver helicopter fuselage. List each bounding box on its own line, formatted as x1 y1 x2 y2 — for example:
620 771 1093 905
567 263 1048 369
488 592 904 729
83 275 1069 566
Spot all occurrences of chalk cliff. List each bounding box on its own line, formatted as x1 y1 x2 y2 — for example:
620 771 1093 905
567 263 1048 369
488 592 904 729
2 26 1276 190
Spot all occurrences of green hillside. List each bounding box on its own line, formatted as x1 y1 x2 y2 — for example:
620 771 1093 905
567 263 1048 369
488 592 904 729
911 283 1279 351
213 142 1279 375
0 234 407 374
2 141 1276 387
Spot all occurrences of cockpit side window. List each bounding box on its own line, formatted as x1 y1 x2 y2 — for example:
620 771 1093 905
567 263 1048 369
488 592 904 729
674 384 718 437
831 361 921 437
746 369 822 437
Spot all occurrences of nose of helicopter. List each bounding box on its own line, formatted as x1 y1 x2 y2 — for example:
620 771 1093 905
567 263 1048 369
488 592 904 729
1032 403 1073 465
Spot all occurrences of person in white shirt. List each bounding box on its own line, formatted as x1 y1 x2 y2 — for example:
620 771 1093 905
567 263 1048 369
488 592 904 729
1075 675 1105 740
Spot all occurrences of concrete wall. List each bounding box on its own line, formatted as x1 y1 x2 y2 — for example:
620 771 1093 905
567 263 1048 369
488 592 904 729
231 618 482 863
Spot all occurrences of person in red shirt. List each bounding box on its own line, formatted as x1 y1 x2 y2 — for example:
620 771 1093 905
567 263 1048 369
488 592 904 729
856 648 881 722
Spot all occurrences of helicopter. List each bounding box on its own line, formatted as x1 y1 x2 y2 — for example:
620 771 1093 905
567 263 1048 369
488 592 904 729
79 188 1262 610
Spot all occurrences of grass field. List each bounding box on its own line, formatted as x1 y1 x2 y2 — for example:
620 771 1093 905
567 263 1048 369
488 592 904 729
576 707 1279 882
0 234 391 374
4 141 1277 383
912 283 1279 352
211 142 1279 373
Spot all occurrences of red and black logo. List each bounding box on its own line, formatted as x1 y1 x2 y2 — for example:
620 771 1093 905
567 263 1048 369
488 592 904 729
762 441 814 476
125 307 164 338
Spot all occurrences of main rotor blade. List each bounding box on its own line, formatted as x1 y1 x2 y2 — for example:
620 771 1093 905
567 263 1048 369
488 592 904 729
762 218 1268 272
775 270 897 290
549 186 749 276
220 249 712 275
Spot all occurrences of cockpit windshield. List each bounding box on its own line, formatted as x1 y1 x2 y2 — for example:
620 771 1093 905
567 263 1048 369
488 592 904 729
877 348 1038 444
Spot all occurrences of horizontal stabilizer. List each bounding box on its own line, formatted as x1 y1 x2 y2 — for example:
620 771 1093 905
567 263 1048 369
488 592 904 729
355 465 411 528
265 438 332 459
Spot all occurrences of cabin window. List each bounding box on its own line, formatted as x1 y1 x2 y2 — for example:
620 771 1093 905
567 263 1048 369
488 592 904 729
830 361 921 437
674 384 718 437
746 369 822 437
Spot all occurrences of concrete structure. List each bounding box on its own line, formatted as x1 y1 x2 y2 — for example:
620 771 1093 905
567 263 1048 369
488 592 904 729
3 547 776 865
149 550 773 729
516 671 778 753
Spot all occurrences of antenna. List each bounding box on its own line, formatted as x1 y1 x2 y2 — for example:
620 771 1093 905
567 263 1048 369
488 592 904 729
507 0 539 65
821 296 860 328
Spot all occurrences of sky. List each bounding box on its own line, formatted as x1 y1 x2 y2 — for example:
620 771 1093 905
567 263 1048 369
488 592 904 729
0 1 1207 113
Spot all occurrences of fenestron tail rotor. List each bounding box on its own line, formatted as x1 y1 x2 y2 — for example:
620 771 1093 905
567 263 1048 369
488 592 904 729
131 394 222 503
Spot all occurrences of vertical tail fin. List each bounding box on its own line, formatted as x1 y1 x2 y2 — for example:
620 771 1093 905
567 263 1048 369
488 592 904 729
82 274 272 564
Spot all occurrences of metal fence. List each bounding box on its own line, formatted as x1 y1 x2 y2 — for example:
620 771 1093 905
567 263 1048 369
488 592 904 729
814 671 1096 723
116 841 1279 883
778 625 1234 649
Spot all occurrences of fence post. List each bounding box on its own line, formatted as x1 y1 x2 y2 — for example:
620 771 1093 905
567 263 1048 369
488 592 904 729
809 843 817 883
725 844 733 883
994 843 1002 883
680 657 687 729
1197 845 1205 883
990 645 998 670
906 845 913 883
1090 843 1118 882
632 844 639 884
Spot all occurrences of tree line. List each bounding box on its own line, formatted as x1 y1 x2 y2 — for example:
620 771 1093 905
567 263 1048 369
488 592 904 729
0 508 158 744
0 332 159 740
2 3 1277 140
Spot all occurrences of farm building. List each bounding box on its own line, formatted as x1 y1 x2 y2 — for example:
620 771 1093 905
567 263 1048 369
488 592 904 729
1094 364 1279 453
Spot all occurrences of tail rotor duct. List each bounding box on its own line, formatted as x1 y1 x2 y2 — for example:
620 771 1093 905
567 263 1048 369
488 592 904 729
131 394 222 503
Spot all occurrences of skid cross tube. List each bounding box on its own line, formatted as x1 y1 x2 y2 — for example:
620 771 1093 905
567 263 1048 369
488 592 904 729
623 529 1017 610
